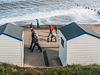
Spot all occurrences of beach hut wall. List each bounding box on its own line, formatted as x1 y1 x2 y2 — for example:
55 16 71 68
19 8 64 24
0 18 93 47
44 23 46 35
59 22 100 66
0 23 24 67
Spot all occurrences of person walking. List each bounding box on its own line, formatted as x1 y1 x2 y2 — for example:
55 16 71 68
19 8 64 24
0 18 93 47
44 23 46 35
36 19 39 28
54 26 57 34
48 25 53 37
30 31 42 52
28 29 35 49
51 32 57 42
30 23 33 30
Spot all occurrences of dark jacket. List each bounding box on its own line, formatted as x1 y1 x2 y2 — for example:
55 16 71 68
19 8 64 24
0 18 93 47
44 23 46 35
54 26 57 30
32 32 34 39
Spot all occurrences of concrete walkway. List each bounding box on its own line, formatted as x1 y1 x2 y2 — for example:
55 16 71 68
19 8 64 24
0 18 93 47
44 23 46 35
23 30 62 67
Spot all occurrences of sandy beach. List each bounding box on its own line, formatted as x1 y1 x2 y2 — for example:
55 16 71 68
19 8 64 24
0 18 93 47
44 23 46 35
22 24 100 67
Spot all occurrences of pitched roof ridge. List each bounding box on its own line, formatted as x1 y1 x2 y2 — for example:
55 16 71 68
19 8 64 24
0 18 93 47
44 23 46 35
77 24 100 36
3 23 11 33
73 23 85 33
0 23 8 33
77 24 88 32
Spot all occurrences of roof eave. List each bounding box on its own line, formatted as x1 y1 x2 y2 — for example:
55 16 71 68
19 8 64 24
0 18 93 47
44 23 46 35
0 33 23 41
86 32 100 39
66 32 85 41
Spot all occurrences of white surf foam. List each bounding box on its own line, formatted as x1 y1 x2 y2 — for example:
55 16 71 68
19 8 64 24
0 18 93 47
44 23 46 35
0 7 100 25
0 0 100 25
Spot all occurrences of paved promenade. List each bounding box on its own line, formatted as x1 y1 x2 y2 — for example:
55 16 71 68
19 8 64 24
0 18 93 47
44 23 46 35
23 30 62 67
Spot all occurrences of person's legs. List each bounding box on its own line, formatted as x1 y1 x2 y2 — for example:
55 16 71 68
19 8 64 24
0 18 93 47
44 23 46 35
51 35 53 42
56 29 57 34
55 36 57 42
31 43 36 52
28 40 34 49
36 43 42 52
48 32 53 37
48 32 50 37
37 24 39 28
37 43 40 50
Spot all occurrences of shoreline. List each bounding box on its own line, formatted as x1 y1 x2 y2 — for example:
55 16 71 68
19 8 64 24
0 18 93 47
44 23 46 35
21 24 100 37
20 25 63 30
21 24 100 30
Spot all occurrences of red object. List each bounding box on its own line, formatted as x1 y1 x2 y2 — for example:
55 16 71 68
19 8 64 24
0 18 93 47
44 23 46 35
50 25 53 32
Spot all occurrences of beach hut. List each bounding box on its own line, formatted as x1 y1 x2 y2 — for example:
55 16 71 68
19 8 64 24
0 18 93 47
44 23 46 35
59 22 100 66
0 23 24 67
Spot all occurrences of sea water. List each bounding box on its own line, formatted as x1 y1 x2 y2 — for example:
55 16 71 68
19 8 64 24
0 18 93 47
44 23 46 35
0 0 100 26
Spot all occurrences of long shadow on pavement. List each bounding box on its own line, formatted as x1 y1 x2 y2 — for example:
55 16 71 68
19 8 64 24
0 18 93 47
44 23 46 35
24 45 62 67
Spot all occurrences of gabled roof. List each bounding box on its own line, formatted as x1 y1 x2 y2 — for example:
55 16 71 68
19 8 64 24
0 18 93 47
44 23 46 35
59 22 100 41
0 23 23 41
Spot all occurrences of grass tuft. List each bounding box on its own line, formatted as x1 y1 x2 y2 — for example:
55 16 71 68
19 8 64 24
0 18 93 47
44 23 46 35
1 63 100 75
